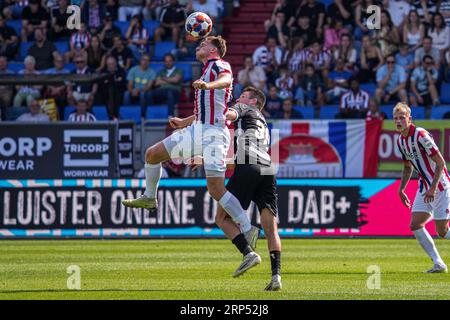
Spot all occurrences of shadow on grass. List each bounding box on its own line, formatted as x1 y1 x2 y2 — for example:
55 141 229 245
0 288 204 294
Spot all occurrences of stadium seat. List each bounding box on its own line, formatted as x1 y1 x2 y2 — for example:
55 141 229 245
440 83 450 104
54 41 69 55
114 21 130 37
6 20 21 37
430 105 450 119
19 42 33 60
319 105 340 119
293 105 314 119
4 106 28 121
146 105 168 119
143 20 160 39
410 106 426 119
63 106 76 120
120 105 142 123
360 83 377 97
7 62 24 73
379 105 395 119
153 41 176 61
65 63 75 71
92 105 109 120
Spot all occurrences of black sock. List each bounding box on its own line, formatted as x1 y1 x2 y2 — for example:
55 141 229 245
270 251 281 276
232 233 253 256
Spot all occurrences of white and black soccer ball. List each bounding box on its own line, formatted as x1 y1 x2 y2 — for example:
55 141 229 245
185 12 213 38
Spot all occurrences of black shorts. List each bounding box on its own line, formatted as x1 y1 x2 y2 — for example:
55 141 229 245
226 164 278 216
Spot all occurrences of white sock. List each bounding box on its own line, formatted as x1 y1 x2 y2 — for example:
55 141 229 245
414 228 445 265
445 229 450 240
143 163 162 199
219 191 252 233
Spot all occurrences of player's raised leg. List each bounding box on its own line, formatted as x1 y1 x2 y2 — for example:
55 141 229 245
215 206 261 277
260 208 282 291
122 142 170 209
411 212 447 273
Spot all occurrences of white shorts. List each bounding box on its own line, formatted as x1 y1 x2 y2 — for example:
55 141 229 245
412 188 450 220
162 123 230 177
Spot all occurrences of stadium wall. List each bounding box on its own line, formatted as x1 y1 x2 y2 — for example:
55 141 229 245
0 178 431 238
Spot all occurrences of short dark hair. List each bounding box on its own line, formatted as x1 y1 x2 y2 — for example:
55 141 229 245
164 53 175 61
205 36 227 58
422 54 433 62
243 86 266 110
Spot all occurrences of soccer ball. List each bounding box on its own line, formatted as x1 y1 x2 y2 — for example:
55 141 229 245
185 12 213 38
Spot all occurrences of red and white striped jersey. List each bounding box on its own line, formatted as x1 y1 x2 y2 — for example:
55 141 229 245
194 58 233 126
397 124 450 193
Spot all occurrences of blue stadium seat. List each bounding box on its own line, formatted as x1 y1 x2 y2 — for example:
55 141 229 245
411 106 426 119
54 41 69 55
153 41 176 61
4 106 28 120
379 105 395 119
114 21 130 37
293 105 314 119
65 63 75 71
19 42 33 60
64 106 76 120
7 62 24 73
120 105 142 123
319 105 340 119
6 20 21 37
143 20 160 39
440 83 450 104
92 105 109 120
430 105 450 119
146 105 169 119
360 83 377 97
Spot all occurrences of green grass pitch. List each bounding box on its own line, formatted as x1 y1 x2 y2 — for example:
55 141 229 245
1 239 450 300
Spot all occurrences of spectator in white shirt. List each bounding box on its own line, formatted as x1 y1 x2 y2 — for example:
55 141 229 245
16 99 50 122
235 55 266 98
67 98 97 122
252 37 283 84
428 13 450 55
13 55 42 107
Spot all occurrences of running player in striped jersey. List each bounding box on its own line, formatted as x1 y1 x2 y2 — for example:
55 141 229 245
122 36 259 246
395 103 450 273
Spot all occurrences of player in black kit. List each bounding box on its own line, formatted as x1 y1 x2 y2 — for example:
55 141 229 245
190 86 282 291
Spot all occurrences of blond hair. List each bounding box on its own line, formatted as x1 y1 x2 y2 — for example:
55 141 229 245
393 102 411 117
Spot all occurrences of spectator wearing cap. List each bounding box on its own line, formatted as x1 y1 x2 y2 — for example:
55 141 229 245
235 55 266 99
68 98 97 122
125 53 157 116
99 12 122 50
111 35 134 71
338 77 369 119
67 52 98 106
410 55 440 107
16 99 50 122
81 0 106 35
150 53 183 116
375 54 408 104
27 28 58 71
13 56 43 107
0 13 19 60
118 0 144 21
125 14 149 62
21 0 49 42
154 0 187 43
49 0 72 40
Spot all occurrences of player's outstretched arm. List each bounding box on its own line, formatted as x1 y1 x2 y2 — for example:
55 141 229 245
225 108 238 122
424 152 446 203
193 73 232 90
399 162 413 208
169 115 195 129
